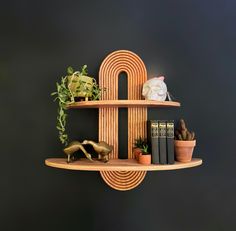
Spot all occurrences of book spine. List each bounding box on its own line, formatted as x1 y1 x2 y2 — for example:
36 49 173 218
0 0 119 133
166 120 175 164
148 120 159 164
159 120 167 164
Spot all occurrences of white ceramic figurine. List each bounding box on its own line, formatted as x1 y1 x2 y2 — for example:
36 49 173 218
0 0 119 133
142 76 167 101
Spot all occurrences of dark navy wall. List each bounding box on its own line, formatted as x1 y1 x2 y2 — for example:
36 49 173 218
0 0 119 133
1 0 236 230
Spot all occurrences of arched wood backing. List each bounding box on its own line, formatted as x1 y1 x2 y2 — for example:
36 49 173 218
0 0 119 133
100 171 147 191
99 50 148 191
99 50 147 159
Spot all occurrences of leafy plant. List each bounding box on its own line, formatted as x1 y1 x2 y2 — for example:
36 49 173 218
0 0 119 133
91 79 105 100
51 65 105 146
141 144 149 155
68 65 104 101
80 65 88 76
67 65 90 100
51 76 73 146
134 137 147 149
75 79 91 97
51 65 89 146
175 119 195 141
67 65 88 76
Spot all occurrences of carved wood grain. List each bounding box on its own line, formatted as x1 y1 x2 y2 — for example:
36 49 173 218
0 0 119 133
99 50 148 191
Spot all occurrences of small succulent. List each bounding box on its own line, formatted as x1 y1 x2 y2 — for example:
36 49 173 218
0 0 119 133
175 119 195 141
141 144 149 155
134 137 147 149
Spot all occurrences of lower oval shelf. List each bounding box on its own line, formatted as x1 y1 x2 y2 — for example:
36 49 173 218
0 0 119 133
45 158 202 171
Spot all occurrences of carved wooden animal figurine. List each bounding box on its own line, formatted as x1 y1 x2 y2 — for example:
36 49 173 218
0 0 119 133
82 140 113 162
63 141 93 163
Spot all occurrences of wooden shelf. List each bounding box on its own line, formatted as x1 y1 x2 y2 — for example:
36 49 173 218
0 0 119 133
67 100 180 109
45 158 202 171
47 50 201 191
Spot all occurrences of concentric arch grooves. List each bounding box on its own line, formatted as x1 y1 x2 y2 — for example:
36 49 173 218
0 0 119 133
100 171 147 191
99 50 148 191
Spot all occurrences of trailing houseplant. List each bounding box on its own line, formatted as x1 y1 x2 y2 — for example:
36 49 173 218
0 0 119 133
67 65 103 101
51 75 72 146
51 65 104 146
174 119 196 162
133 137 147 160
138 144 151 164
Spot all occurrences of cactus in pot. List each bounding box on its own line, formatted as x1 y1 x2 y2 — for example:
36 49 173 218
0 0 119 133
175 119 195 141
174 119 196 162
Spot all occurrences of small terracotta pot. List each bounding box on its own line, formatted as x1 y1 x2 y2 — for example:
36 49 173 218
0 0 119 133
139 154 151 164
133 148 142 160
174 140 196 163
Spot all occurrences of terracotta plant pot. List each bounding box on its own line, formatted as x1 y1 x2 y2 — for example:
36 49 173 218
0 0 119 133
139 154 151 165
133 148 142 160
174 140 196 163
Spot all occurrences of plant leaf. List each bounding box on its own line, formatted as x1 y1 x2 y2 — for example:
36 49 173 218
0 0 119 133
67 66 74 75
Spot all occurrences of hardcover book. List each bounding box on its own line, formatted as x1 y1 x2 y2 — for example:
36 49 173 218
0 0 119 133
147 120 159 164
166 120 175 164
158 120 167 164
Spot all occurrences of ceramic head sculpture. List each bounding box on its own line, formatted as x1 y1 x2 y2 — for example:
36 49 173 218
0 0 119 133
142 76 167 101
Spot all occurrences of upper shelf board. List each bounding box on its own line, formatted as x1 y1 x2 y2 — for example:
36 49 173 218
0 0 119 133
45 158 202 171
67 100 180 109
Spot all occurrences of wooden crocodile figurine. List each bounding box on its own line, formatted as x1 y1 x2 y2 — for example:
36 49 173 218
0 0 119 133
63 141 93 163
82 140 113 163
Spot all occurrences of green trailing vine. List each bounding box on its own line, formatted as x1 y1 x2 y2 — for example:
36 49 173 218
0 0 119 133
91 79 104 100
51 75 72 146
51 65 104 146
